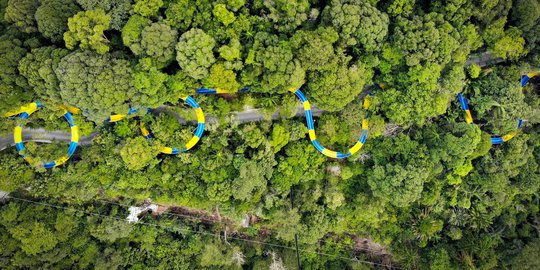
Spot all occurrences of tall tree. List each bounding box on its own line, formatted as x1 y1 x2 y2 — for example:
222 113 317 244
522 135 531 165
35 0 80 43
176 28 216 80
55 51 134 122
64 9 111 54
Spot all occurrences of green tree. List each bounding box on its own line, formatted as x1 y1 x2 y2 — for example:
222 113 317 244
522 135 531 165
4 0 38 33
203 63 240 92
322 0 389 52
254 0 309 33
509 239 540 269
307 55 372 111
35 0 80 43
368 163 427 207
163 0 197 32
243 32 305 94
0 32 32 113
121 14 151 54
18 46 69 103
76 0 131 30
468 72 534 134
131 61 176 108
176 28 216 80
133 0 163 17
513 0 540 32
226 0 245 11
218 38 241 62
378 63 453 126
64 9 111 54
120 136 159 170
0 153 35 192
87 216 134 242
9 221 58 255
366 134 434 207
491 27 526 60
290 27 339 71
385 0 415 17
213 4 235 26
199 241 238 267
467 64 481 79
271 141 326 193
393 13 461 66
232 160 267 201
55 50 135 122
123 20 178 66
270 123 290 153
140 23 177 65
270 208 302 241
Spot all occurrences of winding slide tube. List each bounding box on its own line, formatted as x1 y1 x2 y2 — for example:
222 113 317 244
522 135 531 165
9 102 80 168
458 72 538 145
138 95 206 154
289 88 370 159
196 87 371 159
6 94 206 167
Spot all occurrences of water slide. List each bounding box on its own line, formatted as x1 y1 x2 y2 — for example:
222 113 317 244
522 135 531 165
195 87 371 159
107 96 205 154
5 72 537 168
288 88 370 158
458 72 538 145
138 96 205 154
5 102 80 168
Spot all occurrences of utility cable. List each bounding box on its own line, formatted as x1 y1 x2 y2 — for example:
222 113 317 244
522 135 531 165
4 195 405 269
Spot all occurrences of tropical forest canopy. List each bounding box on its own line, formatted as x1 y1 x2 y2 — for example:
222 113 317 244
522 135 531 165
1 0 540 269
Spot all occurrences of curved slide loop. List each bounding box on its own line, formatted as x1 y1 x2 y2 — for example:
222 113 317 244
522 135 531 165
289 88 370 159
107 107 140 123
4 102 42 117
520 71 540 89
458 72 538 145
140 95 205 154
12 102 80 168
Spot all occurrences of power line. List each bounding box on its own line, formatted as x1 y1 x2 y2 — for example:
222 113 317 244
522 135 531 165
5 195 405 270
95 198 225 223
95 198 382 254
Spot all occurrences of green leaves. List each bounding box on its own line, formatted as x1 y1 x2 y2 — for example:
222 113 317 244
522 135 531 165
10 222 58 255
18 46 69 102
291 27 339 72
491 27 526 60
204 63 239 92
393 13 460 66
4 0 39 33
255 0 310 33
322 0 389 52
64 9 111 54
132 63 172 108
133 0 163 18
307 54 372 111
55 51 134 122
213 4 235 26
123 19 178 66
243 32 305 93
369 163 427 207
232 160 267 201
120 137 160 170
176 28 216 80
35 0 80 43
122 14 151 55
76 0 131 30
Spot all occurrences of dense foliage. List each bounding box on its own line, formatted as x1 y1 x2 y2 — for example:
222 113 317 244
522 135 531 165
1 0 540 268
